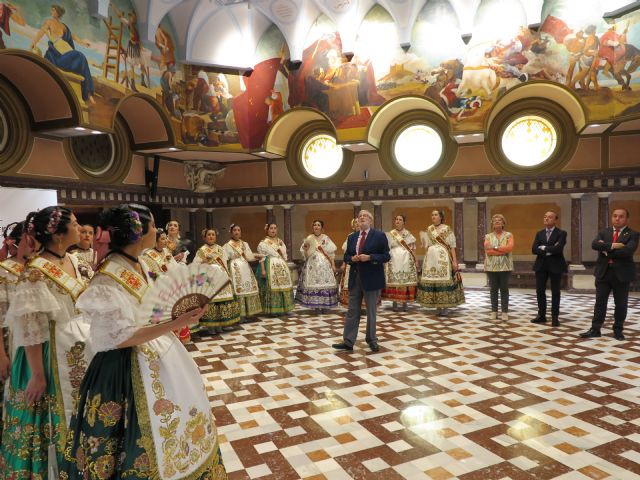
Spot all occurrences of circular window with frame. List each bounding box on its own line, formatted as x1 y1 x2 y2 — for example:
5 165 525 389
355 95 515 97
486 99 577 175
0 78 33 174
379 110 457 180
392 123 444 174
64 115 132 183
285 121 354 186
301 133 343 179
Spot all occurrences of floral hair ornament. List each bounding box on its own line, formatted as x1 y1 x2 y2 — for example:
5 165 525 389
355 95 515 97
46 208 62 234
127 210 144 241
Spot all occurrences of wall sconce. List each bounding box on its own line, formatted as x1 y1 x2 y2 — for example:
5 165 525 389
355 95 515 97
461 33 472 45
400 42 411 52
287 60 302 71
343 52 354 62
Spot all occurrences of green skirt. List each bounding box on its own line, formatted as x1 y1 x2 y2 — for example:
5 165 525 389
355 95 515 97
200 298 241 329
255 263 294 315
417 278 465 308
0 343 62 480
60 348 227 479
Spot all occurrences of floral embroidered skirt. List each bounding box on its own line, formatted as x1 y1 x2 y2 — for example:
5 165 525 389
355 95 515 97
237 293 262 318
381 285 417 302
255 265 294 315
60 348 228 480
201 298 241 329
0 343 62 480
417 278 465 308
295 269 338 308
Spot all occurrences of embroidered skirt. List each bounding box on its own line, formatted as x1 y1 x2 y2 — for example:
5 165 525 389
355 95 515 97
60 348 227 480
200 298 241 328
255 264 294 315
417 278 465 309
381 286 417 302
0 343 63 480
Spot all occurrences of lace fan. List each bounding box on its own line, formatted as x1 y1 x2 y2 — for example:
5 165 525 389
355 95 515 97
141 262 230 325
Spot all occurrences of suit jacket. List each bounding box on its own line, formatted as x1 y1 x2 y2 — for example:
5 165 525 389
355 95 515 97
531 227 568 274
592 226 639 282
345 228 390 291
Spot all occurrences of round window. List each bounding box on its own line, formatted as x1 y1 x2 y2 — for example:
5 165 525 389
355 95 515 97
301 134 343 179
392 124 443 173
0 107 7 153
70 133 116 176
501 115 558 167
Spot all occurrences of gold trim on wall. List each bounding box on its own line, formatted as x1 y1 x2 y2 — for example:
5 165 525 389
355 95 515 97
485 98 578 175
0 77 34 174
378 109 458 181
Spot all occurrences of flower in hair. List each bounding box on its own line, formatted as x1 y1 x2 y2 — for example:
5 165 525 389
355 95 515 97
46 208 62 234
128 211 144 241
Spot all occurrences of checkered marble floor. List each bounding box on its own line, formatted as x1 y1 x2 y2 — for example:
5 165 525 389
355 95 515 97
187 290 640 480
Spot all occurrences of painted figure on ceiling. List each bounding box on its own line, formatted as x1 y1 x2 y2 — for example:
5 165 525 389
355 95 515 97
111 2 149 90
30 4 95 104
0 2 24 49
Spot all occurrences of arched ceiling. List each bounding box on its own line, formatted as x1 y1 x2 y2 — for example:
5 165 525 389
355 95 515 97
131 0 636 69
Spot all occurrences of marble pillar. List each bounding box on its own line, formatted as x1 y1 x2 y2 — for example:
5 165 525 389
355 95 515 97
454 198 465 266
569 193 584 269
372 200 383 230
282 204 294 258
597 192 611 231
476 197 487 268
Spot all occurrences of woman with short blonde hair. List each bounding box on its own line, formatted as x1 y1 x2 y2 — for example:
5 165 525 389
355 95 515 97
484 214 514 320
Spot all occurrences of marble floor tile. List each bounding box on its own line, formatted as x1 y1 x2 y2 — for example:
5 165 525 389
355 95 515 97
188 290 640 479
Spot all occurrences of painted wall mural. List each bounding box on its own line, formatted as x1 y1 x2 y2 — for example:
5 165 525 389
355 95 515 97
0 0 178 130
2 0 640 151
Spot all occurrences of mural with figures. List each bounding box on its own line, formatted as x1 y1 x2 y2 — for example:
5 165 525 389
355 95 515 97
2 0 640 150
0 0 178 129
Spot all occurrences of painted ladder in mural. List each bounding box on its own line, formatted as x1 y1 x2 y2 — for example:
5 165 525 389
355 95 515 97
102 16 123 85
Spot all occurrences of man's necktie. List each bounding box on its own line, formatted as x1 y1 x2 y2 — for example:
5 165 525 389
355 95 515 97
357 231 367 255
613 229 619 243
546 229 552 242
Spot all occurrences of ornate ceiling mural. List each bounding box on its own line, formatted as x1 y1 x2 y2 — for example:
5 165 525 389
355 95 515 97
1 0 639 154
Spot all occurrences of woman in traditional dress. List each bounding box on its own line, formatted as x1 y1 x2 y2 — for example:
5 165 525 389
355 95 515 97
417 210 465 315
0 220 35 446
223 224 263 321
339 219 359 307
142 228 178 279
61 204 227 479
383 215 419 311
296 220 339 311
166 219 193 264
0 207 93 478
194 228 240 333
256 223 294 316
69 224 96 282
484 214 514 321
30 5 95 104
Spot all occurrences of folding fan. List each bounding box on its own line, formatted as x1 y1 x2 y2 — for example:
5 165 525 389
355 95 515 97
141 262 230 325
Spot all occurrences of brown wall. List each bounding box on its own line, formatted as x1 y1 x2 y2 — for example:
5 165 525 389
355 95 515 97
609 134 640 168
490 203 563 256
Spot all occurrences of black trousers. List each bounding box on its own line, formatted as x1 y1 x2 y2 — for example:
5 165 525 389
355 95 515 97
592 269 630 332
535 270 562 318
487 271 510 312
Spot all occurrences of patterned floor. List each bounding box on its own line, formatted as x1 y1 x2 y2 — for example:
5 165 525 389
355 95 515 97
187 289 640 480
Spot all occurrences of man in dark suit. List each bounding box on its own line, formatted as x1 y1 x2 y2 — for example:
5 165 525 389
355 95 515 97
333 209 390 352
531 211 567 326
580 208 639 341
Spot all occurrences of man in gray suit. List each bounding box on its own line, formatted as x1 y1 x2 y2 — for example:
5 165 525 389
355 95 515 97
333 210 390 352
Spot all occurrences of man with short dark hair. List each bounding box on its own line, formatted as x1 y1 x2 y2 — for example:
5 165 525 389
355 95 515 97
580 208 638 341
333 210 390 352
531 211 567 326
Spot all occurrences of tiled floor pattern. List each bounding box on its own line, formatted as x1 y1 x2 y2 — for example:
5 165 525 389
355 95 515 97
187 290 640 480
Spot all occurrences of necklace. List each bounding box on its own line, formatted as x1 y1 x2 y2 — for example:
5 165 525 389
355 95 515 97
44 248 66 265
112 250 139 264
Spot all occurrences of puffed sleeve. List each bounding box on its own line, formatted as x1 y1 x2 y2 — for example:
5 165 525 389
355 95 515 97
193 247 205 265
446 228 457 248
280 241 288 261
6 276 59 347
420 231 428 248
77 277 138 352
243 241 256 261
405 231 417 247
324 237 337 257
257 241 268 257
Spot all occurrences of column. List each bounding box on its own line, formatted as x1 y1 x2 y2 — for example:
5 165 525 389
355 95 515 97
372 200 383 230
454 198 465 268
205 208 215 228
265 205 275 225
352 201 362 219
597 192 611 231
569 193 585 270
475 197 487 269
188 208 198 245
282 204 294 259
